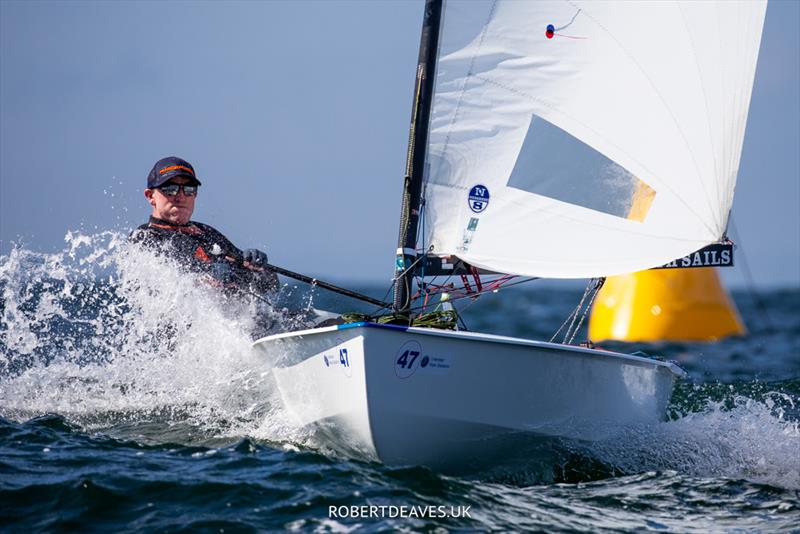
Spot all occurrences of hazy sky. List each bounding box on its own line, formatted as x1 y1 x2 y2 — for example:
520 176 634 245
1 0 798 287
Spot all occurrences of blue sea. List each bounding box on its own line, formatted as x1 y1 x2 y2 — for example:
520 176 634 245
1 232 798 532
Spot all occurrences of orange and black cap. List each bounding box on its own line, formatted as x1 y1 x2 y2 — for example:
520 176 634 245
147 156 202 189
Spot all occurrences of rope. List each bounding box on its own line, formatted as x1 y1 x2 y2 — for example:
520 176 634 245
406 276 537 314
391 248 429 284
412 274 527 307
341 309 459 330
729 218 773 331
550 278 605 345
561 285 590 344
551 282 592 343
567 278 605 344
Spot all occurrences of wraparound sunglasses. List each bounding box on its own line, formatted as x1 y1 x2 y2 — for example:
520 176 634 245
157 184 198 197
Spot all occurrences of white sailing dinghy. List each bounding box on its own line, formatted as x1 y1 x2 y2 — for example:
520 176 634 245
253 0 766 467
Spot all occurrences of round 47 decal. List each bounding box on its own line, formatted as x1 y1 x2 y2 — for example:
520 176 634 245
394 340 423 379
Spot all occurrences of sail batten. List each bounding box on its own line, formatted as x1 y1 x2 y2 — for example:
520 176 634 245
420 0 766 279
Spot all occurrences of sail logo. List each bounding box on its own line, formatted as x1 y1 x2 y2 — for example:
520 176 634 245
468 185 490 213
656 243 734 270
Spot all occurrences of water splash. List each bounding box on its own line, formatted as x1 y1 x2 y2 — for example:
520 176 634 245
0 232 310 447
574 386 800 490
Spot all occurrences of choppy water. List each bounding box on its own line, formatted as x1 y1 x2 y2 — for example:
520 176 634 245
1 233 798 532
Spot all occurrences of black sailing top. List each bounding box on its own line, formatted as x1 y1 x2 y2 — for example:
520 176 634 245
129 216 278 295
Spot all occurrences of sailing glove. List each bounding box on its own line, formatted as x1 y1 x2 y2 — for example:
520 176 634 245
244 248 268 268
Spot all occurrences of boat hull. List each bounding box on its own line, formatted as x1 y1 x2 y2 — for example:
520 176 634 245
252 323 682 468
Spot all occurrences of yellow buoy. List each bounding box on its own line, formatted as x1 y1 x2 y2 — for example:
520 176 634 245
588 267 746 342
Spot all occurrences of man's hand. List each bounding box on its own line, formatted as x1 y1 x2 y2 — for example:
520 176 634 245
243 248 268 271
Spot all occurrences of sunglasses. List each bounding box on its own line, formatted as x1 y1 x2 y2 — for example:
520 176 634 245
157 184 198 197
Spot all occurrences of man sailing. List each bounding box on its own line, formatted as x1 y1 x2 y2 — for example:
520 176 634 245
130 156 280 330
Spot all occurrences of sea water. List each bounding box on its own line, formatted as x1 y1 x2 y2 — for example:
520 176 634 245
1 232 798 532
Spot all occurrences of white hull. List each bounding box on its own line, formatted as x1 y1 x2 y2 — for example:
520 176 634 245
252 323 683 468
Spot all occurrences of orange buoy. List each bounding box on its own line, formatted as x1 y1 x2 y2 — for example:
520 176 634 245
588 267 746 342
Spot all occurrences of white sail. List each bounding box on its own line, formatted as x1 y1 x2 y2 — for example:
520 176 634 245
422 0 766 278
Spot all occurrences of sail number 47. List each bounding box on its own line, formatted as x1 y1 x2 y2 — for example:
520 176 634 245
396 350 420 369
394 340 424 378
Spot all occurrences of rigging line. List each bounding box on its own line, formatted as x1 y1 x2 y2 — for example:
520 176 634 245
419 270 457 305
453 289 486 325
457 311 469 331
391 248 430 284
729 217 773 331
419 274 521 299
437 269 456 290
471 275 537 292
368 283 397 317
550 281 591 344
394 252 425 316
568 277 605 345
401 275 413 318
549 307 575 344
562 281 594 345
405 276 539 314
418 196 428 310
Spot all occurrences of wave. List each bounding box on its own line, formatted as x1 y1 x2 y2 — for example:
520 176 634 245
1 233 798 490
0 232 314 447
572 382 800 490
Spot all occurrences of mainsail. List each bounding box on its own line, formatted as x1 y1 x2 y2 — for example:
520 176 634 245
420 0 767 279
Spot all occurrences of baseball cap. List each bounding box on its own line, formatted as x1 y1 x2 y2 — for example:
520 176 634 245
147 156 202 189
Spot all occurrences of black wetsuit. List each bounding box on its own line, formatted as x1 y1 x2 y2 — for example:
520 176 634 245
129 216 278 295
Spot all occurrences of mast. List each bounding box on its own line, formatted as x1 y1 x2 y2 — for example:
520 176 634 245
393 0 443 315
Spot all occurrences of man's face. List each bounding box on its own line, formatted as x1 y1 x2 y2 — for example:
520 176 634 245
144 176 197 225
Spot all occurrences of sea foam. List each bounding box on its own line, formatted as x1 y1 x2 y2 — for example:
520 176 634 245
0 232 312 448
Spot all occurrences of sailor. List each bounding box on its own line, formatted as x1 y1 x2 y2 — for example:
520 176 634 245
130 156 278 296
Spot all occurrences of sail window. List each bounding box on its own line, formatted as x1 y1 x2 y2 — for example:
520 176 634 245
507 115 655 222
